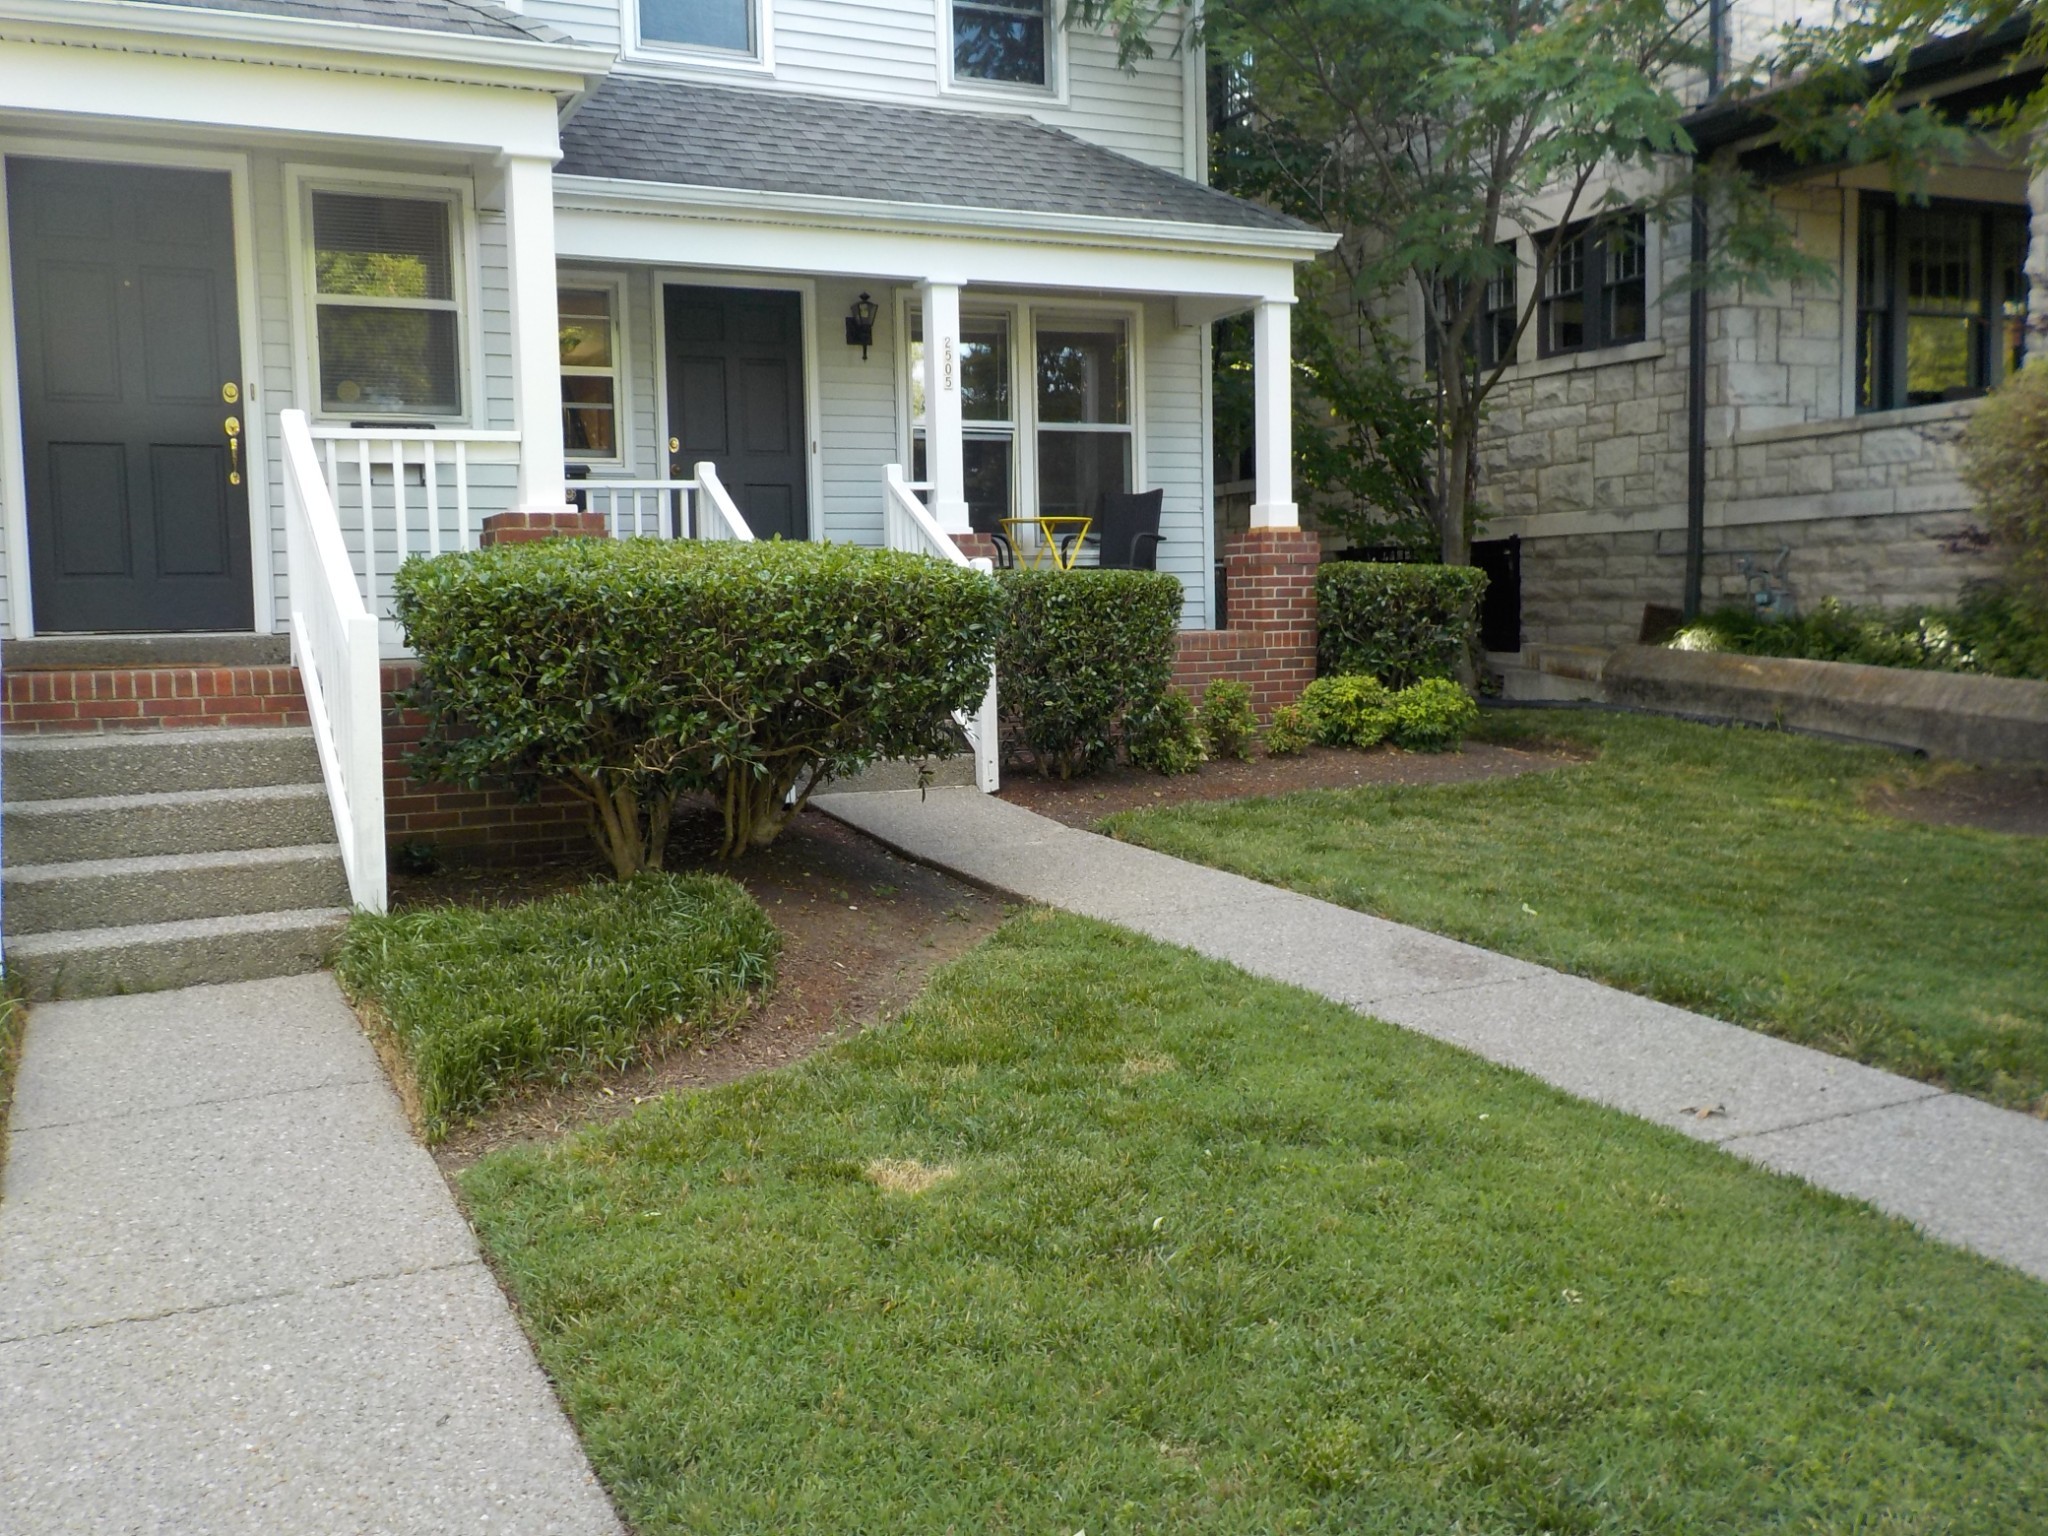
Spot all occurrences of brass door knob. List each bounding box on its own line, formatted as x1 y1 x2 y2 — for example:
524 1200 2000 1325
225 415 242 485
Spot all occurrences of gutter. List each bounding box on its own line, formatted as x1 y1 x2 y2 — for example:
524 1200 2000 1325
1684 188 1708 619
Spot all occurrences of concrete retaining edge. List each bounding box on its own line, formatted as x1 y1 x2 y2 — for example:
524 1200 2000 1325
1600 645 2048 767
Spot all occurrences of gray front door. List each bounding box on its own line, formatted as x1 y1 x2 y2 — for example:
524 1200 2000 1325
8 159 253 633
663 286 808 541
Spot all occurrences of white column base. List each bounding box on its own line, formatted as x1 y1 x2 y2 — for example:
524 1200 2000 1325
1249 501 1300 530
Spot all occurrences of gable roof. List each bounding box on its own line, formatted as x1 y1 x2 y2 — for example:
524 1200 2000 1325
559 74 1310 235
140 0 558 42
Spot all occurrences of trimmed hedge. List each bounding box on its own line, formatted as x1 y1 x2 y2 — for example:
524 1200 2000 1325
1318 562 1488 687
394 538 1001 867
996 568 1184 778
336 874 777 1139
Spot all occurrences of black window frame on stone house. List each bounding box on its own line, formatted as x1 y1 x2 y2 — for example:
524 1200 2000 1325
1425 241 1520 374
1537 212 1647 358
1855 192 2028 413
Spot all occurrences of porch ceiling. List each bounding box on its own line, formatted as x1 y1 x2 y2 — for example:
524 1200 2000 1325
558 75 1309 237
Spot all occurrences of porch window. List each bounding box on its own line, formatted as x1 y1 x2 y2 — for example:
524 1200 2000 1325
310 192 461 417
953 0 1049 85
1856 194 2028 412
560 286 621 462
640 0 754 54
910 309 1016 529
1537 212 1646 358
1035 315 1131 520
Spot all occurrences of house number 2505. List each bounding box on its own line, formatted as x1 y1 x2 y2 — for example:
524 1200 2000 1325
941 337 955 392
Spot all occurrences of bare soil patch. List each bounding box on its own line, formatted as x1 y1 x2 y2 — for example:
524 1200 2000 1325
997 739 1589 829
394 803 1004 1172
1864 764 2048 837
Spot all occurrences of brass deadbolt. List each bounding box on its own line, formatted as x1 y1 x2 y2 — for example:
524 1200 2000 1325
668 436 680 453
222 381 240 404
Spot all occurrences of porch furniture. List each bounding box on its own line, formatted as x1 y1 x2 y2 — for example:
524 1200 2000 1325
1059 488 1166 571
1001 515 1095 570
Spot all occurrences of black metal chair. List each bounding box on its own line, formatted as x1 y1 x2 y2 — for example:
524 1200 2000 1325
1061 488 1165 570
968 502 1017 568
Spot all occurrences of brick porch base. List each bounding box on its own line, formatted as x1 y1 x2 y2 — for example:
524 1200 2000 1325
1172 527 1319 718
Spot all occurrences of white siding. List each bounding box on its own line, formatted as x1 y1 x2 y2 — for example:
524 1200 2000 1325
535 0 1192 172
1140 297 1212 626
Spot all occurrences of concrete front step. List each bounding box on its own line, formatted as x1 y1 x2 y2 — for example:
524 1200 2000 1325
4 783 337 864
5 907 349 1001
3 726 322 802
4 844 349 936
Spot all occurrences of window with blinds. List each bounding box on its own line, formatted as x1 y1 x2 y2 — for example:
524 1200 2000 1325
310 191 462 417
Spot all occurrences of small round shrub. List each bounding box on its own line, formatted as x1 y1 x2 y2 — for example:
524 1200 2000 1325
1127 689 1208 776
1299 675 1396 748
1388 677 1480 752
1198 679 1259 761
1264 702 1313 757
1962 362 2048 607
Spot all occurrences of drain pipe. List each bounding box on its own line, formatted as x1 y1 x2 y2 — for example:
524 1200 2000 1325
1683 184 1709 619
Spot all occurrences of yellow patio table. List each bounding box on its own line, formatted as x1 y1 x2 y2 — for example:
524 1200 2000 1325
1000 515 1094 570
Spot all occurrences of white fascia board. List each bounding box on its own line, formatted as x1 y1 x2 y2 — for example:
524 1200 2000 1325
552 175 1338 264
554 199 1310 304
0 0 614 93
0 35 568 156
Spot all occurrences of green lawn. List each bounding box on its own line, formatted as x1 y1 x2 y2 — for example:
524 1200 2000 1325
465 914 2048 1534
1105 711 2048 1112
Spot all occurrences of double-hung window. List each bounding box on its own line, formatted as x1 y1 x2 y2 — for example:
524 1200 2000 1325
909 310 1017 531
1856 194 2028 412
1538 212 1647 358
310 191 462 418
639 0 756 56
953 0 1049 86
1035 316 1132 519
559 286 621 463
1424 241 1519 374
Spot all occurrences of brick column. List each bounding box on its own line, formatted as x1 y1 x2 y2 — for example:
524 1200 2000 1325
1172 527 1319 719
478 510 609 546
951 531 1001 567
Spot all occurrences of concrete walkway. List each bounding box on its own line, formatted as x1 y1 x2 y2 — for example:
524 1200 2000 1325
0 974 621 1535
820 789 2048 1284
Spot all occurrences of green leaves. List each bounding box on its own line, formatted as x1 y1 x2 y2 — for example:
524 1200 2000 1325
1317 561 1488 688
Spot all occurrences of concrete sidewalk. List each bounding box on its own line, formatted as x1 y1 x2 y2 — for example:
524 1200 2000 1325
0 974 621 1535
819 788 2048 1284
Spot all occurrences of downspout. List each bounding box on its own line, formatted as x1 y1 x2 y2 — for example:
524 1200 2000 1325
1684 185 1709 619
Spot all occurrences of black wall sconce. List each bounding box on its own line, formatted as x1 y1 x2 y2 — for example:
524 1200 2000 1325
845 291 879 360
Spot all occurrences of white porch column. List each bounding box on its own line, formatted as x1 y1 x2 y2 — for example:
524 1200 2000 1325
502 153 571 513
1250 297 1298 529
919 277 970 534
2028 166 2048 365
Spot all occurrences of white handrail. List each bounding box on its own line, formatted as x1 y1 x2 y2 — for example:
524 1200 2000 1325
881 462 999 793
281 409 387 914
693 462 755 541
580 479 697 540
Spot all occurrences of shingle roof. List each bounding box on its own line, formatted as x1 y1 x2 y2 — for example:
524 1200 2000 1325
141 0 559 43
559 74 1310 235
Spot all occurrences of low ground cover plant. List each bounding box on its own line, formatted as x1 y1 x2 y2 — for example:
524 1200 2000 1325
394 538 1001 869
1299 674 1479 752
1196 679 1259 761
1127 688 1207 775
465 913 2048 1533
1671 590 2048 679
335 874 777 1138
996 568 1183 777
1264 701 1312 756
1108 710 2048 1109
1317 561 1487 686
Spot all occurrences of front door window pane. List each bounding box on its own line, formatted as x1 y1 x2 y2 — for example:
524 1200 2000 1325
642 0 751 52
955 0 1047 84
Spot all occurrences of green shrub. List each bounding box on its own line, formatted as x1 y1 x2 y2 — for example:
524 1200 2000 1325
1670 593 2048 681
394 538 1001 869
1264 702 1313 757
1962 362 2048 606
1299 675 1396 748
995 568 1184 778
1387 677 1481 751
1127 689 1208 775
334 874 778 1139
1197 679 1259 761
1317 562 1488 687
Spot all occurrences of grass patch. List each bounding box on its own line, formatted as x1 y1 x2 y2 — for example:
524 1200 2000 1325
335 873 778 1139
1105 710 2048 1111
464 913 2048 1533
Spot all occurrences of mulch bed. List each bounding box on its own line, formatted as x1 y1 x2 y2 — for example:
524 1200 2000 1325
394 803 1006 1172
996 739 1590 829
1863 764 2048 838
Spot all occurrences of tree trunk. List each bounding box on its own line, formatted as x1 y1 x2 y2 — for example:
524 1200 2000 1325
1439 416 1475 568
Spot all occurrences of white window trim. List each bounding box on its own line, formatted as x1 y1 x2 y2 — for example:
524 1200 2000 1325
559 271 631 470
938 0 1070 107
284 164 482 427
624 0 775 75
0 136 271 639
896 293 1146 535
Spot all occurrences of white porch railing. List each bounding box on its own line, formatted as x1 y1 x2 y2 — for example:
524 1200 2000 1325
281 410 387 914
883 463 1000 794
580 463 755 542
